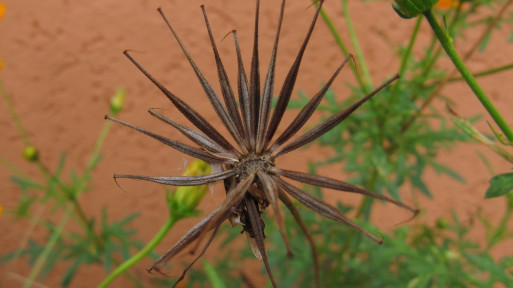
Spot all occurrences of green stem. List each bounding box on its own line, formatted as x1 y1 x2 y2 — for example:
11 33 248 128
87 120 114 172
390 15 422 103
341 0 372 89
0 154 28 177
423 9 513 143
0 80 31 146
314 2 369 93
23 204 73 288
97 216 178 288
398 16 423 79
448 62 513 82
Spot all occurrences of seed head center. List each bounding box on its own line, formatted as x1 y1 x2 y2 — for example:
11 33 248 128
235 154 274 178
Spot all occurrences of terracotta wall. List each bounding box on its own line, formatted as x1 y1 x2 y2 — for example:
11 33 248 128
1 0 512 287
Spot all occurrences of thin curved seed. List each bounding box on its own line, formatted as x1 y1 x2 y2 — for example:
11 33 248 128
273 176 383 244
171 226 220 288
148 207 221 272
201 6 246 141
273 167 418 215
244 195 277 288
255 0 286 153
232 31 252 146
274 74 399 158
114 169 234 186
106 116 228 164
263 0 324 150
148 108 236 156
157 8 248 154
278 190 320 288
123 51 234 152
194 174 255 250
257 171 292 257
269 54 353 152
249 0 261 149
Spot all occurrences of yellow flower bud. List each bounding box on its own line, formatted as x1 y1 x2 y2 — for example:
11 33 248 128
169 160 211 216
23 145 39 162
109 88 125 115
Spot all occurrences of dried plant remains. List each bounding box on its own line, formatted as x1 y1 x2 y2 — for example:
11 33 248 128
108 0 417 287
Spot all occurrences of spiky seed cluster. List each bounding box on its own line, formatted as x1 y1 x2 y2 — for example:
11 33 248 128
108 1 417 287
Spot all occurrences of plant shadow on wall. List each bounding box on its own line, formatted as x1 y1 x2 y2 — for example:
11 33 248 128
1 0 513 287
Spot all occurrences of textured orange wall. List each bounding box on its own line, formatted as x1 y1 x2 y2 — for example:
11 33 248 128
1 0 513 287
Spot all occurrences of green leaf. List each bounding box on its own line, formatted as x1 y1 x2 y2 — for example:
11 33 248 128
202 260 227 288
61 258 82 287
478 31 492 52
11 176 44 191
485 172 513 198
431 161 465 183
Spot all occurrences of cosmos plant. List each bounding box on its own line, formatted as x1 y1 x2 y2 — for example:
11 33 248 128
107 0 417 287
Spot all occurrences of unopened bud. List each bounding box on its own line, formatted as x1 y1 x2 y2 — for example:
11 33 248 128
169 160 211 217
435 218 449 229
23 146 39 162
109 88 125 114
393 0 438 19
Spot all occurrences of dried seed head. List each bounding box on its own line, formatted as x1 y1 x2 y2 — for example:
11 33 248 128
109 1 415 287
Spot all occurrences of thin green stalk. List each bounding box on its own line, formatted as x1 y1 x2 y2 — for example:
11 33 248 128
87 120 114 172
0 154 28 177
23 204 73 288
448 62 513 82
0 80 31 146
423 9 513 143
313 1 369 93
398 16 423 80
97 216 178 288
390 15 422 103
341 0 372 89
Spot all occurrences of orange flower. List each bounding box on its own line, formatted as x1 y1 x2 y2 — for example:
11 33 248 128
435 0 461 9
0 3 5 21
0 3 5 70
